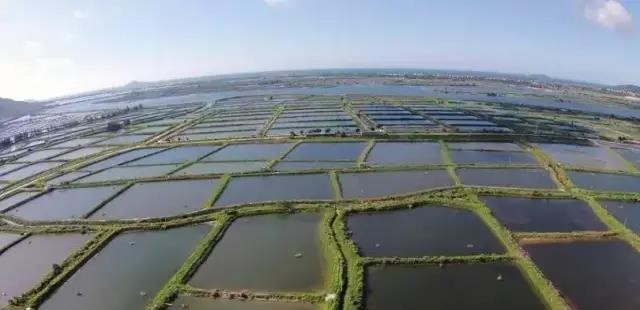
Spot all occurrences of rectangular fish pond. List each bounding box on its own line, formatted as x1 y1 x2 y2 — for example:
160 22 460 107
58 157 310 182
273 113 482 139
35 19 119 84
524 240 640 310
567 171 640 192
38 224 210 310
339 170 453 199
347 205 504 256
450 150 537 165
537 143 630 171
5 185 124 222
168 296 318 310
365 263 545 310
214 174 334 208
89 179 218 220
172 161 268 176
76 165 178 183
457 168 557 189
284 142 366 161
124 145 220 165
600 200 640 234
188 213 326 292
365 142 442 166
202 143 293 161
481 196 606 232
0 233 92 307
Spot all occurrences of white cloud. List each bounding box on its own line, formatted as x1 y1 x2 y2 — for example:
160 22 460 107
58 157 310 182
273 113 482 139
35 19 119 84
23 40 45 55
582 0 634 32
264 0 291 7
73 10 89 19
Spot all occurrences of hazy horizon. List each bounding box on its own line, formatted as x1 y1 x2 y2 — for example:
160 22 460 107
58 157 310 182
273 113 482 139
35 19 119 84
1 0 638 100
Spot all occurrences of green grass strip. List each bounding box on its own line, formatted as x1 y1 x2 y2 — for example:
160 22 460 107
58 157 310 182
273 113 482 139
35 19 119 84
469 194 570 310
439 140 461 186
362 253 511 266
329 171 343 201
259 105 285 137
357 140 375 168
147 214 231 309
24 228 120 308
606 145 639 174
332 210 364 310
204 174 231 209
581 196 640 252
524 142 573 191
320 209 345 310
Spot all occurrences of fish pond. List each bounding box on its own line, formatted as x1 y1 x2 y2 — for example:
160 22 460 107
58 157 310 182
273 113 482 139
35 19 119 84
365 142 442 166
339 170 453 199
189 213 326 292
347 206 504 256
525 240 640 310
365 263 545 310
168 296 318 310
6 186 123 221
457 168 556 189
39 225 210 310
568 171 640 192
481 196 606 232
600 200 640 233
0 233 92 307
214 174 334 207
89 179 218 220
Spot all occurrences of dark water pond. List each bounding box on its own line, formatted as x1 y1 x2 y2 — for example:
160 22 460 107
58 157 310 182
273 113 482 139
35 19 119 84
172 161 268 175
348 206 504 256
0 233 91 307
52 137 102 148
458 168 556 189
214 174 333 207
82 148 164 171
366 142 442 166
203 143 293 161
39 225 210 310
481 196 606 232
94 134 151 145
284 142 366 161
125 145 220 165
0 191 39 212
568 171 640 192
340 170 453 199
525 240 640 310
537 143 629 171
0 232 22 250
46 171 91 185
0 163 27 176
600 200 640 233
189 213 325 291
451 150 537 165
273 161 355 171
16 148 71 162
52 147 111 161
77 165 178 183
365 263 545 310
0 161 65 181
7 186 123 221
90 179 218 220
615 148 640 169
447 142 523 152
168 296 318 310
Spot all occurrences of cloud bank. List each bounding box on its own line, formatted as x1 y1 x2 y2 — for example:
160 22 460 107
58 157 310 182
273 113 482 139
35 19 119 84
582 0 634 32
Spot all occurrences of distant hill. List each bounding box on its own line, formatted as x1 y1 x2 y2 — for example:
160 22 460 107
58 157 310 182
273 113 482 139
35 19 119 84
0 97 45 122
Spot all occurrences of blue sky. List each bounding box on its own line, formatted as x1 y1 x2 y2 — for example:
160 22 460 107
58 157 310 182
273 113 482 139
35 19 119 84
0 0 638 100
